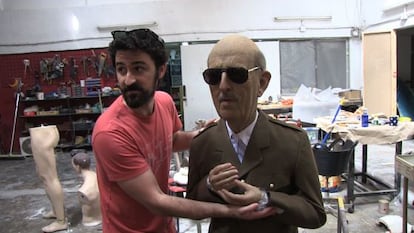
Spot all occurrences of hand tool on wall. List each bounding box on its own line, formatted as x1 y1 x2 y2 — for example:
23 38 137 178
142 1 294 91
40 59 49 80
51 55 65 80
23 59 31 80
69 57 78 81
40 55 65 83
90 50 99 76
97 52 107 77
8 78 22 90
81 56 88 76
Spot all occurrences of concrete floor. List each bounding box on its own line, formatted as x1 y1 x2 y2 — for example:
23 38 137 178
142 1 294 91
0 140 414 233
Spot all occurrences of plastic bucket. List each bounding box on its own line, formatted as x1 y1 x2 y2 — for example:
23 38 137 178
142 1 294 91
312 139 357 177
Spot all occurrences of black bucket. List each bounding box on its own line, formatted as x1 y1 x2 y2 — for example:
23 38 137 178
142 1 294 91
312 139 357 177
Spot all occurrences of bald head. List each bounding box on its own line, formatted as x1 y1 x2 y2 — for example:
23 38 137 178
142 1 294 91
72 152 91 170
205 34 271 132
207 34 266 69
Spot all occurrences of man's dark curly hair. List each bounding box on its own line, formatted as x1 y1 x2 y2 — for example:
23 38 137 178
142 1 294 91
108 28 168 69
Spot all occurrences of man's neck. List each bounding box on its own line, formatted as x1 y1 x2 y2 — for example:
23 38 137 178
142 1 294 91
227 111 258 133
123 98 155 116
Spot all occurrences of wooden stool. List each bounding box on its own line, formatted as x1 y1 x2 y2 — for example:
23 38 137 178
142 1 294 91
395 154 414 233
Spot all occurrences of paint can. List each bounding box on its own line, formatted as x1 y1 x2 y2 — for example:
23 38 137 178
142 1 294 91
378 199 389 214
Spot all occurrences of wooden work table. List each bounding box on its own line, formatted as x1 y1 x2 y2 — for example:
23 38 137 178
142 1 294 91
315 115 414 212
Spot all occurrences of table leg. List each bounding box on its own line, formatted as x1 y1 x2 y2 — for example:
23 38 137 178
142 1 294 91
346 149 355 212
362 144 368 183
396 141 403 194
403 176 408 233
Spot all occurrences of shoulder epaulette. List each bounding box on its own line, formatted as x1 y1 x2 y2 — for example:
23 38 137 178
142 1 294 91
267 116 303 132
194 120 218 138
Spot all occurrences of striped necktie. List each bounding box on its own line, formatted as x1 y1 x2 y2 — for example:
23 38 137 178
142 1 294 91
232 135 246 162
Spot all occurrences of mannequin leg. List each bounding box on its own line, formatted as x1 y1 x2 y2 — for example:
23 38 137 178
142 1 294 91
29 125 67 232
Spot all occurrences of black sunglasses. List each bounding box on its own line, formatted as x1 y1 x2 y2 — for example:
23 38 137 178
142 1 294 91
203 67 261 85
111 28 164 44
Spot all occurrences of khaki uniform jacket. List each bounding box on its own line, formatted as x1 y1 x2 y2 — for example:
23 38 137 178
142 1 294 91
187 111 326 233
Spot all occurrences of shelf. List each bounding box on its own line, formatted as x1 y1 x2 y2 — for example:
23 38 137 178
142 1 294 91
20 112 102 118
19 94 118 151
21 94 119 102
170 86 185 126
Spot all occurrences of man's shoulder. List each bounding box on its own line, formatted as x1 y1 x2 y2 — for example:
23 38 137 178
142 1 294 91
265 115 303 133
155 90 173 101
193 120 219 139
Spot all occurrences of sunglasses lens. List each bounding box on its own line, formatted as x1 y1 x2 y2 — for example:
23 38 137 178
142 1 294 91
226 68 248 84
111 31 127 39
203 68 250 85
111 29 164 44
203 69 221 85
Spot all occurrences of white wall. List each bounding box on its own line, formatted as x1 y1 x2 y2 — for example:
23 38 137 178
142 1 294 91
349 38 363 89
3 0 414 102
361 0 414 32
181 44 217 130
0 0 360 54
0 0 369 89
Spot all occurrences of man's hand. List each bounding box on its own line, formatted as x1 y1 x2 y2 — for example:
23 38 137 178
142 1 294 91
208 163 239 191
231 203 276 220
196 117 219 134
216 179 261 206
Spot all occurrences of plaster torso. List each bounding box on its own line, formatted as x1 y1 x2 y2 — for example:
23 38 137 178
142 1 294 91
78 170 101 226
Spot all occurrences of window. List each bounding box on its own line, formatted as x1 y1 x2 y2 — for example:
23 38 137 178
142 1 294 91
280 39 347 95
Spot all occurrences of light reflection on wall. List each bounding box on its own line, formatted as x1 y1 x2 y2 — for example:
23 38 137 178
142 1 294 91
72 14 79 32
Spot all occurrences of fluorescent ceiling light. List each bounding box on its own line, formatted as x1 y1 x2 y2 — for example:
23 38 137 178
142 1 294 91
274 16 332 21
97 21 158 31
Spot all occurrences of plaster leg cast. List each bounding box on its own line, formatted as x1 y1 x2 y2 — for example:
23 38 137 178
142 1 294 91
29 125 67 232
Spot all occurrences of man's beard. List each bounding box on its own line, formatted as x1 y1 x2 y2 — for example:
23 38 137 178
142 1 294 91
121 74 158 109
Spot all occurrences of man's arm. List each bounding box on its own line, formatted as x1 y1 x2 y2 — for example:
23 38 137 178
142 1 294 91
172 130 198 152
117 168 276 220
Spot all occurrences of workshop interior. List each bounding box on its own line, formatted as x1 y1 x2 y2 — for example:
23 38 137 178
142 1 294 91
1 0 414 233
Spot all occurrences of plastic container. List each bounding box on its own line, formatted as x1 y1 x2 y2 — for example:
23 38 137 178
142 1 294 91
361 108 369 127
303 127 320 144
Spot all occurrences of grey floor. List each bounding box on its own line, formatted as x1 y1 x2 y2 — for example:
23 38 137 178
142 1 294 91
0 140 414 233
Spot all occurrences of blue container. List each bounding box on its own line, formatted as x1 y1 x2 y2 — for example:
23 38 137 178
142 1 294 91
361 110 369 127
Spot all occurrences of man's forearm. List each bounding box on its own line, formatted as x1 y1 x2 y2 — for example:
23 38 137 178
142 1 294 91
172 130 199 152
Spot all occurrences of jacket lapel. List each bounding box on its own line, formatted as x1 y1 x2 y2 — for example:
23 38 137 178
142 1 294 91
214 120 242 167
239 112 271 178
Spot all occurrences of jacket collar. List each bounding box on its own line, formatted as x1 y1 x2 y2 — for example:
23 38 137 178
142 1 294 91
215 110 272 177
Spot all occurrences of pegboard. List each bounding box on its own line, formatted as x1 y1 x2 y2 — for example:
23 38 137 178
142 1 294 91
0 47 118 153
0 48 116 93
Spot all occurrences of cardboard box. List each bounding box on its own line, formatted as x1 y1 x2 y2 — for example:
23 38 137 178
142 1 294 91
338 89 362 101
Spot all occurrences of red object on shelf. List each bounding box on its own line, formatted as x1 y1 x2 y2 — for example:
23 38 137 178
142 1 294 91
23 111 36 117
